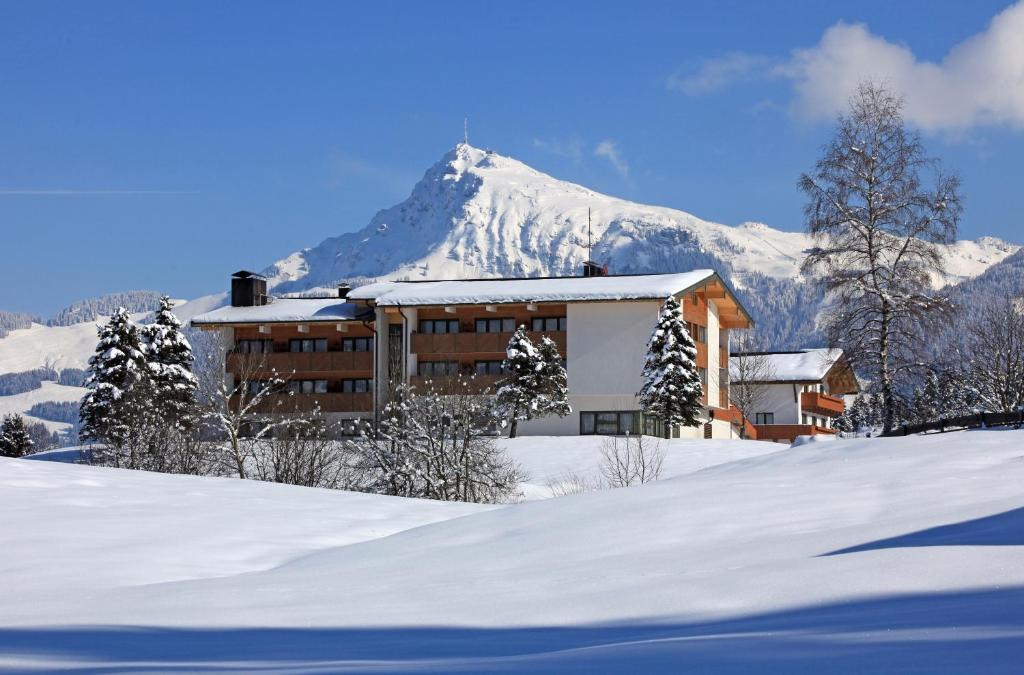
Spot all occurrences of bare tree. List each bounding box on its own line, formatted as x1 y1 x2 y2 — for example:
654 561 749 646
250 412 355 489
800 81 962 432
728 332 776 439
960 298 1024 414
599 434 665 487
192 329 288 479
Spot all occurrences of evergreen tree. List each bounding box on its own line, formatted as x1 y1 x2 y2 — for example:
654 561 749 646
535 336 571 419
0 414 34 458
638 296 703 436
79 308 150 465
496 327 542 438
144 296 198 430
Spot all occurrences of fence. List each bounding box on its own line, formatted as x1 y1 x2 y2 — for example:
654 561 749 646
879 409 1024 437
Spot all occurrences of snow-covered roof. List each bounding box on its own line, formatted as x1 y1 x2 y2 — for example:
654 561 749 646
348 271 717 306
190 298 364 325
731 348 844 382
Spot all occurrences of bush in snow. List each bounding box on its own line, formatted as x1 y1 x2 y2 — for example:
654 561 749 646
638 296 703 436
350 379 523 503
599 434 665 487
0 413 34 458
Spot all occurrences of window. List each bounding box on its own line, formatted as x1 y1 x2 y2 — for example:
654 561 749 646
341 379 372 393
474 360 506 375
579 411 641 436
235 339 273 354
419 319 460 334
289 338 327 353
531 317 567 332
698 367 708 388
287 379 328 394
341 337 373 352
475 317 516 333
686 322 707 344
417 361 459 377
339 419 365 437
755 412 775 425
246 379 277 395
802 414 809 425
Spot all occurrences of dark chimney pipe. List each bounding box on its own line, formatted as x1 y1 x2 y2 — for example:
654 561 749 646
230 270 268 307
338 283 351 299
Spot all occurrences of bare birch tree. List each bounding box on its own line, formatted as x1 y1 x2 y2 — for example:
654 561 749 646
728 332 776 439
800 81 962 432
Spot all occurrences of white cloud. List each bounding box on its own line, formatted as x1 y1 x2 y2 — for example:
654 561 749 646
670 2 1024 132
667 52 773 95
532 136 585 162
594 140 629 178
785 3 1024 131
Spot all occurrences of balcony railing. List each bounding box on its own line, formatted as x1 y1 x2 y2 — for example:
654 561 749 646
410 331 566 355
408 373 502 394
754 424 836 442
800 391 845 417
231 392 373 414
227 350 374 375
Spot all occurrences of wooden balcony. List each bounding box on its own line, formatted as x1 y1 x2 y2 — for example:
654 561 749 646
227 350 373 375
754 424 836 443
800 391 845 417
231 392 373 414
410 331 566 355
408 374 502 394
716 406 758 439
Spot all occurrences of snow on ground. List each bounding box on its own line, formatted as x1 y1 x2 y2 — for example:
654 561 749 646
500 435 781 499
0 381 85 433
2 430 1023 672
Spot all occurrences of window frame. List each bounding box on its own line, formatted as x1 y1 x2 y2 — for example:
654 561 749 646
475 317 517 333
341 337 374 352
341 378 372 393
418 319 460 334
579 410 642 436
755 412 775 425
531 316 567 332
416 360 460 377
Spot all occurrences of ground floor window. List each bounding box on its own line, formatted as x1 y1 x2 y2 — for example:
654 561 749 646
755 412 774 425
580 411 642 435
418 360 460 377
474 360 506 375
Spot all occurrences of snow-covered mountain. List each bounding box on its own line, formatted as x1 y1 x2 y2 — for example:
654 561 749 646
264 143 1019 295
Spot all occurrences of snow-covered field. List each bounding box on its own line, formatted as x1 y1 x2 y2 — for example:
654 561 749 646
2 431 1023 672
0 381 84 433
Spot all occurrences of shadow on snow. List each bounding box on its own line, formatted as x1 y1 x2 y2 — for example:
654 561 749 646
2 587 1023 673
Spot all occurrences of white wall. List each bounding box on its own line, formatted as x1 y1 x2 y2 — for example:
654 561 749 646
758 383 801 425
706 300 720 406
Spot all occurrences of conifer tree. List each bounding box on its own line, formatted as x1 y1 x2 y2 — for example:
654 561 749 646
0 413 34 458
79 308 150 465
496 326 542 438
638 296 703 437
535 336 571 419
144 296 198 430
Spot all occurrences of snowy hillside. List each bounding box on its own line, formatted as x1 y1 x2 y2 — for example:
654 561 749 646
265 144 1018 294
2 430 1023 671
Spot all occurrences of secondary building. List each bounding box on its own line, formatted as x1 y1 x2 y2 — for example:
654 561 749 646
729 348 859 443
192 265 755 439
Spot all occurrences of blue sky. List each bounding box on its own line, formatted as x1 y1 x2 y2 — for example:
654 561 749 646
2 1 1022 315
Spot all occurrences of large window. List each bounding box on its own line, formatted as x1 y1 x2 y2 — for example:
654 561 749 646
246 379 278 395
580 411 641 436
419 319 460 334
755 412 775 425
289 338 327 353
475 317 516 333
417 360 459 377
235 339 273 354
287 379 328 394
531 316 567 332
341 337 373 352
341 379 372 393
474 360 506 375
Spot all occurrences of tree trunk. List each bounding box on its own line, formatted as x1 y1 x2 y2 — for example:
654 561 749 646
509 418 518 439
879 299 895 433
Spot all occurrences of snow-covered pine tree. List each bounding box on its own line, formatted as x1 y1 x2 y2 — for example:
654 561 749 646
638 296 703 437
535 335 571 419
144 295 198 430
79 308 151 466
495 326 542 438
0 413 34 457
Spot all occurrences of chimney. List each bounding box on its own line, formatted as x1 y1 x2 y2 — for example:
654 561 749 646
230 270 268 307
582 261 607 278
337 283 351 299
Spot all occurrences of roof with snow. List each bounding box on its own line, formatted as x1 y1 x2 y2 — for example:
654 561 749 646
347 270 718 306
190 298 366 326
730 348 845 383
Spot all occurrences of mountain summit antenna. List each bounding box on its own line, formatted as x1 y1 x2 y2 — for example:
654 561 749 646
463 118 468 145
587 207 593 261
